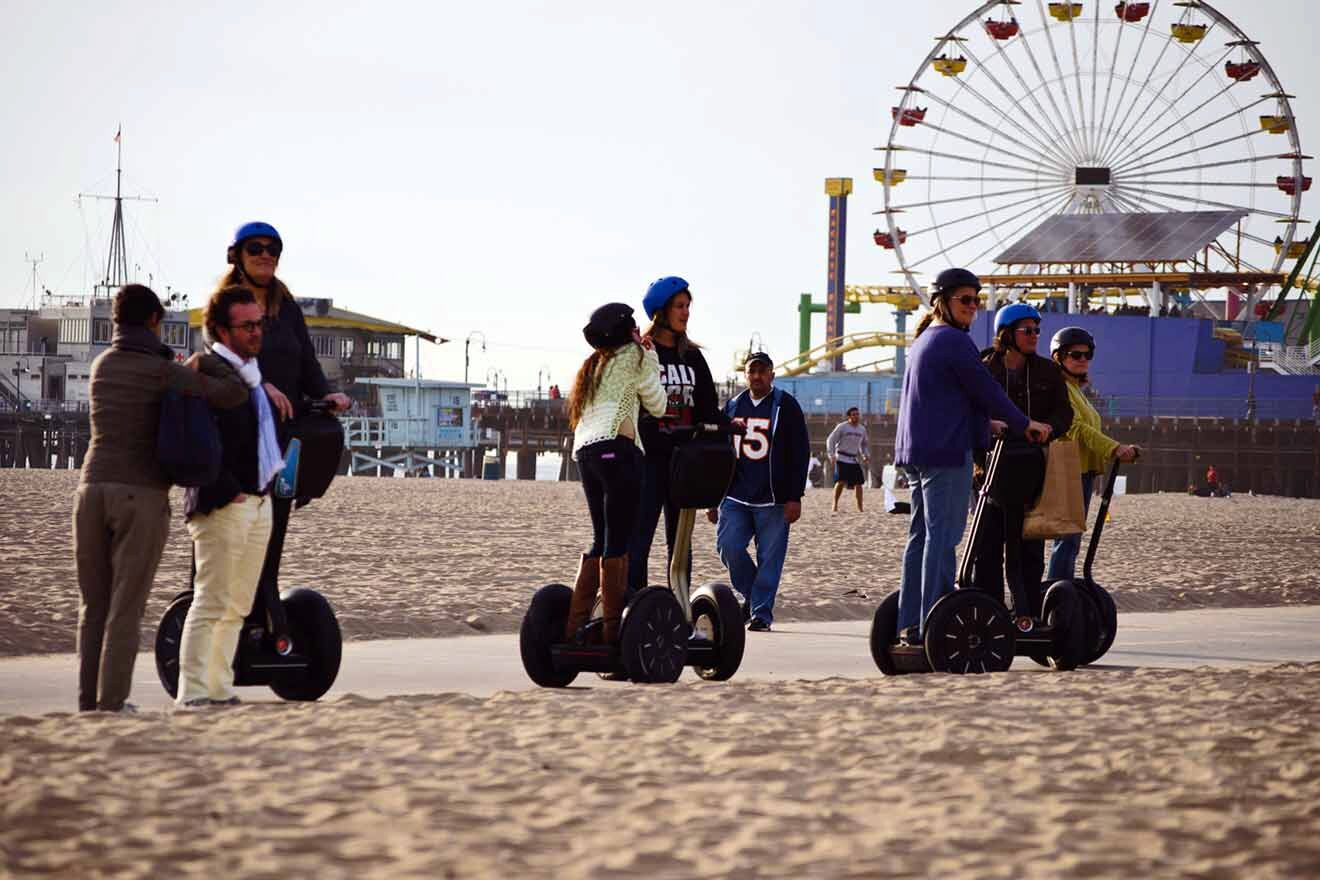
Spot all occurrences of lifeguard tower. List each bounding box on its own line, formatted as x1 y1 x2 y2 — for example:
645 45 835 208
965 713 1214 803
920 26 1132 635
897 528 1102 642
343 378 479 477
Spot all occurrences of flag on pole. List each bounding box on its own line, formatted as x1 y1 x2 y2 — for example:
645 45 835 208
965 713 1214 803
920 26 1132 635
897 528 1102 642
113 126 121 143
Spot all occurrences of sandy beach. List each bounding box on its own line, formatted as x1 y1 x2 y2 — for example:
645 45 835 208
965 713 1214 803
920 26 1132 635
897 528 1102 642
0 664 1316 878
2 469 1319 657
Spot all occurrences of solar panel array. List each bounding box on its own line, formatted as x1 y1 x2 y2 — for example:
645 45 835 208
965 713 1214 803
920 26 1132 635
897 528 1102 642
994 210 1248 265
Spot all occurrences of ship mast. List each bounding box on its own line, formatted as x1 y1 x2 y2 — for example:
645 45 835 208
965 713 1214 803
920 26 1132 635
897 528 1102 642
77 127 157 300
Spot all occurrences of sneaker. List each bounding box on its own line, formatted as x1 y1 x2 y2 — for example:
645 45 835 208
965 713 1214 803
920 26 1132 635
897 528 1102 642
897 626 923 646
210 697 242 707
175 697 211 711
748 618 772 632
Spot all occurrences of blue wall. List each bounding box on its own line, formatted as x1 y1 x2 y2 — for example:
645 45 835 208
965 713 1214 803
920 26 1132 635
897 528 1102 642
970 312 1318 419
774 373 903 416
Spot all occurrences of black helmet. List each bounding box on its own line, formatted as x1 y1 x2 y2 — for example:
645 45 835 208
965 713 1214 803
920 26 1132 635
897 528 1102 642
1050 326 1095 356
583 302 636 350
932 267 982 295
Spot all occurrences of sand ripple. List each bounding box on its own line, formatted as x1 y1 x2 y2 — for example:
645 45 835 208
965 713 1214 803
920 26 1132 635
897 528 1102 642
2 664 1319 878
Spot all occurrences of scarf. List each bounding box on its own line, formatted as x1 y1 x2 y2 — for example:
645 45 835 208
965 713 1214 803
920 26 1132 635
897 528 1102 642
212 342 284 491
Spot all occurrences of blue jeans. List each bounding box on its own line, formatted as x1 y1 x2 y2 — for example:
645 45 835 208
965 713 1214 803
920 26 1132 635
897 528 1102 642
1047 472 1095 581
715 499 790 625
897 452 973 635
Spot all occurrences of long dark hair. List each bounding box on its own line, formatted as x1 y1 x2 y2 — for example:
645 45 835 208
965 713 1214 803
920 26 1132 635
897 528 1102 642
567 342 646 429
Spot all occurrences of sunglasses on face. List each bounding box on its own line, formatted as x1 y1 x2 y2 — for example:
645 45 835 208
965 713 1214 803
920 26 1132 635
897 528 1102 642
1065 349 1094 361
243 241 282 258
1016 326 1042 336
952 294 980 307
229 320 263 334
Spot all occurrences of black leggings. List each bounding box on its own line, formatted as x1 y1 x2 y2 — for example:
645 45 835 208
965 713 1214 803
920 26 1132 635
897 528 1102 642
627 444 689 593
578 438 643 558
970 502 1045 617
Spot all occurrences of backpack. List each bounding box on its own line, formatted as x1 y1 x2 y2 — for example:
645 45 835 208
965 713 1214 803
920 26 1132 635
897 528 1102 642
157 388 223 488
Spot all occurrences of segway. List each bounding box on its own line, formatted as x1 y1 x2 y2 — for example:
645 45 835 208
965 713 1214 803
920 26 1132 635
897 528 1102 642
870 436 1089 675
155 401 346 702
1040 454 1129 666
520 423 747 686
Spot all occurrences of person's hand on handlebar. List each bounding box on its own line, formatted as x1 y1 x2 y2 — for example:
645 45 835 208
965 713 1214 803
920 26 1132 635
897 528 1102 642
264 383 294 421
1024 419 1052 443
323 392 352 413
1115 444 1141 463
989 419 1007 438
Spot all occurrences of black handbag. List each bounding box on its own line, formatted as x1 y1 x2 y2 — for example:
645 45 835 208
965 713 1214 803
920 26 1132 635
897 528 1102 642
157 388 223 488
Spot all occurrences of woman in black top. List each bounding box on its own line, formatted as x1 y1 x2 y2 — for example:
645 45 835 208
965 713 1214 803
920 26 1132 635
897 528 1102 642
215 221 352 595
626 275 727 594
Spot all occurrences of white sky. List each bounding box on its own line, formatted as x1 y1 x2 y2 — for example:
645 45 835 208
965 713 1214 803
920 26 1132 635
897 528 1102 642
2 0 1315 389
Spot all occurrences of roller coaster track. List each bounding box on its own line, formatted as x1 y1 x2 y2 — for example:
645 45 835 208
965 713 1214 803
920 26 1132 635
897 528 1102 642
777 331 913 377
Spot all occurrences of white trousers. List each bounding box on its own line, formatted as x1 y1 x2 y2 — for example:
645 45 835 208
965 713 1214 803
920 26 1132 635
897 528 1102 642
177 496 273 703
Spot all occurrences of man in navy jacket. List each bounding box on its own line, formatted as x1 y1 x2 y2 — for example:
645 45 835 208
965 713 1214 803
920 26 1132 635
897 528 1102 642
706 352 809 631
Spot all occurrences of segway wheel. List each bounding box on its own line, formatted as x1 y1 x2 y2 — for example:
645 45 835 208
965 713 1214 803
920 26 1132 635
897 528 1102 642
520 584 578 688
1080 581 1118 663
690 583 745 681
923 591 1016 674
1040 582 1086 672
868 591 905 676
269 588 343 701
154 591 194 699
620 587 689 684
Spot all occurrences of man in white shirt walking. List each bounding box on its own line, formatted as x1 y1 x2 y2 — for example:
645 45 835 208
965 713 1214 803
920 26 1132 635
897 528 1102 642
826 407 870 513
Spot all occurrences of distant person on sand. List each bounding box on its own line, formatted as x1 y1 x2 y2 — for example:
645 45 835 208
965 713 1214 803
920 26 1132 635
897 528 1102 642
73 285 247 712
564 303 667 643
707 352 809 632
1045 327 1140 581
175 287 286 708
826 407 870 512
215 222 351 612
1206 464 1221 495
894 268 1048 646
628 276 731 594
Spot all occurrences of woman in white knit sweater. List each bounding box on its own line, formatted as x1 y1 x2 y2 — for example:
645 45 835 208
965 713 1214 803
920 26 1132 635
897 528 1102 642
565 303 668 643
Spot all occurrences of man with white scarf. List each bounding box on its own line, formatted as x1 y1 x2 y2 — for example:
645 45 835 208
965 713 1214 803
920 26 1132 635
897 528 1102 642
176 286 285 708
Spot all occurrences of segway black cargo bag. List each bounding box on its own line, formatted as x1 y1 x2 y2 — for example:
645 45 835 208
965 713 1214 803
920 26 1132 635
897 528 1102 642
287 410 345 501
668 435 736 509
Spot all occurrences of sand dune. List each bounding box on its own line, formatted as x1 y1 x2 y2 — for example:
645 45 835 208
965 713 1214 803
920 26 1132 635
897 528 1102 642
2 469 1318 657
2 664 1318 878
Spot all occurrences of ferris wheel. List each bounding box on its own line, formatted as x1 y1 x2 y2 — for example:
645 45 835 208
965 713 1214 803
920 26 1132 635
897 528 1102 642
876 0 1310 303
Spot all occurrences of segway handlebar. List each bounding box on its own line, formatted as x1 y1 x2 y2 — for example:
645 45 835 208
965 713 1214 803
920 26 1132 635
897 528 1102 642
1081 449 1136 582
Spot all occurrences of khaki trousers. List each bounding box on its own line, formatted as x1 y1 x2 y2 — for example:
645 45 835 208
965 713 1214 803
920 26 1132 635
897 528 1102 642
73 482 171 711
177 496 273 703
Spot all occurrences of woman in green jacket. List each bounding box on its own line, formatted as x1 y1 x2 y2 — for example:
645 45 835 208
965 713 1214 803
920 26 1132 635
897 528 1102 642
1046 327 1141 580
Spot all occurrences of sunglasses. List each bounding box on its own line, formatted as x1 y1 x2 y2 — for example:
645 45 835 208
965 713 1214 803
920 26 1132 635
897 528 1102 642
1016 325 1042 336
952 294 980 307
1065 349 1094 361
228 320 263 333
243 241 282 258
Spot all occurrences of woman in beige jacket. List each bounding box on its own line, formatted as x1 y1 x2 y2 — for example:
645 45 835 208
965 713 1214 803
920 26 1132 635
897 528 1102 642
564 303 668 643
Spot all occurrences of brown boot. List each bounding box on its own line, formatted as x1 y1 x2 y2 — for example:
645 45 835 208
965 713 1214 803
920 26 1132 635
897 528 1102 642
599 555 629 643
563 554 601 641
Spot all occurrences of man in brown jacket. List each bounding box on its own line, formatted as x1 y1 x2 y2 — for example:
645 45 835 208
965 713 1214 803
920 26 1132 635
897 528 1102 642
73 284 247 712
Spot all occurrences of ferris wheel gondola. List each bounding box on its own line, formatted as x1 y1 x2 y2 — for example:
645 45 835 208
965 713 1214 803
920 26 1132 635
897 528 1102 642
877 0 1309 311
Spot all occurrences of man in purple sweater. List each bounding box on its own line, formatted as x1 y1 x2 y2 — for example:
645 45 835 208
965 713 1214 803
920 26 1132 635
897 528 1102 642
894 269 1051 643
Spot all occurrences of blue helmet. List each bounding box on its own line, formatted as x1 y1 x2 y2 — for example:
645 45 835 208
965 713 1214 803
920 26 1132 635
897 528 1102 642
643 276 690 320
231 221 282 247
994 302 1041 334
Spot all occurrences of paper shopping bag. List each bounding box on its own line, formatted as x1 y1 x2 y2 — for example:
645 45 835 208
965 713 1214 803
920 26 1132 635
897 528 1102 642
1023 439 1086 539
